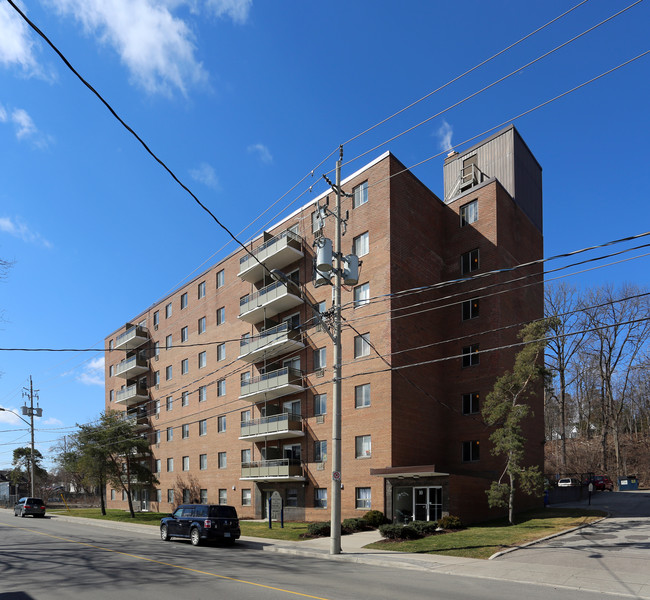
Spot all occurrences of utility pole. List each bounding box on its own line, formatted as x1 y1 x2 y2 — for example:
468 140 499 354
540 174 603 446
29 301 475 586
22 376 42 498
330 147 343 555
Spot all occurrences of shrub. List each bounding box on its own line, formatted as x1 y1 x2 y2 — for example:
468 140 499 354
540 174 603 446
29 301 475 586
363 510 389 528
438 515 463 530
410 520 439 536
342 518 368 534
307 521 331 537
379 523 421 540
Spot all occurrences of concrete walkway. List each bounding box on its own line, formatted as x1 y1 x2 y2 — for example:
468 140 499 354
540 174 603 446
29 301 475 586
9 491 650 599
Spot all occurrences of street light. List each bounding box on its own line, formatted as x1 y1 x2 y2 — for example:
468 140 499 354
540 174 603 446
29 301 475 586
0 407 35 497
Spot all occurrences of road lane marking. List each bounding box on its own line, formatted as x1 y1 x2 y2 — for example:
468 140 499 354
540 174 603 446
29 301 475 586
1 523 329 600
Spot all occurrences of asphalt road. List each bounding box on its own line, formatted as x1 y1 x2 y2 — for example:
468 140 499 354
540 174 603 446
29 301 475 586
496 490 650 593
0 509 633 600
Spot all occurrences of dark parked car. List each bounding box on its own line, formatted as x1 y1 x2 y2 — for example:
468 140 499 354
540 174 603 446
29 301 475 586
160 504 240 546
14 497 46 518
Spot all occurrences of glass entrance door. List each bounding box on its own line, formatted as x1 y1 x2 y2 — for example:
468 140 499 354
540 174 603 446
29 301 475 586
414 487 442 522
141 489 150 512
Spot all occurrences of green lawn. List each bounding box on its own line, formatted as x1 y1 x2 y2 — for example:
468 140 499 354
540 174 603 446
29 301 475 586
47 509 308 541
365 508 607 559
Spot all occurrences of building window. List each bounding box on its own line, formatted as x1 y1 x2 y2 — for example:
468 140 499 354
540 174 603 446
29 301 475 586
216 307 225 325
198 385 206 402
242 489 252 506
198 316 206 335
154 371 160 386
461 248 479 275
241 371 250 387
165 302 172 319
356 487 371 510
218 489 227 505
354 333 370 358
462 392 480 415
199 420 207 436
166 427 173 442
198 281 206 299
314 440 327 463
109 390 114 403
198 351 206 369
287 489 298 507
241 409 251 423
165 335 172 350
314 393 327 416
110 489 116 500
182 456 189 471
156 489 162 503
462 440 480 462
167 489 174 503
153 341 160 358
218 415 226 432
352 231 369 257
311 209 323 233
182 489 190 503
166 396 173 412
462 344 480 367
200 489 208 504
181 326 188 343
154 400 160 416
354 282 370 308
217 343 226 361
241 448 251 464
355 383 370 408
218 452 227 469
460 199 478 226
154 429 160 444
182 424 189 439
217 269 225 288
181 292 188 309
355 435 371 458
155 459 161 473
199 454 207 470
313 347 326 370
181 358 188 375
314 488 327 508
353 181 368 208
462 298 480 321
122 490 127 501
217 379 226 397
165 365 172 380
181 391 189 406
109 365 114 377
166 458 173 472
153 311 159 328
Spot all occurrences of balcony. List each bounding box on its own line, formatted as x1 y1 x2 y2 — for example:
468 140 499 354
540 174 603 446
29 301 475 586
238 323 304 363
239 367 304 403
238 230 303 283
114 356 149 380
115 383 149 406
114 325 149 351
240 458 305 482
122 406 149 430
239 413 304 441
239 281 303 324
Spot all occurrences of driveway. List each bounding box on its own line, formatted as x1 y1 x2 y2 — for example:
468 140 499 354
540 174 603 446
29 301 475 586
494 490 650 595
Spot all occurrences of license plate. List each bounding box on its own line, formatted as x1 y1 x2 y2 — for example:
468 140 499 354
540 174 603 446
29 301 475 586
224 532 231 538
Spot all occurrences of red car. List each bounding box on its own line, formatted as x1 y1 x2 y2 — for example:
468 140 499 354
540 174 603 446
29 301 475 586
589 476 614 491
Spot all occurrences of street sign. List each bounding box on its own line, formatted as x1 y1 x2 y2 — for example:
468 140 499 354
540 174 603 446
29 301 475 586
332 471 341 481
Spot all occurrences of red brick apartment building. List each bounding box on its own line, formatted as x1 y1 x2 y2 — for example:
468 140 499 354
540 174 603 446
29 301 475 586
104 125 544 524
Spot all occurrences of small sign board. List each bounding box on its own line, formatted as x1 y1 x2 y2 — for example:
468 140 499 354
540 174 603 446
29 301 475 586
332 471 341 481
270 491 283 520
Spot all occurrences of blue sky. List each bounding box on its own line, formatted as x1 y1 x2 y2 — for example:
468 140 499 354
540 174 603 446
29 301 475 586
1 0 649 470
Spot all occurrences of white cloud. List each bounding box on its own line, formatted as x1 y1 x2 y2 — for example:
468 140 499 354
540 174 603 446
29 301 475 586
0 2 40 75
43 417 64 426
189 162 220 190
0 216 52 248
0 103 52 148
47 0 209 96
76 356 105 386
0 406 26 426
247 143 273 165
206 0 252 24
436 120 454 152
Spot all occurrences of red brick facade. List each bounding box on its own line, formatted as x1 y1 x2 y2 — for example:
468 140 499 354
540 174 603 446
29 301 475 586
105 126 544 524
